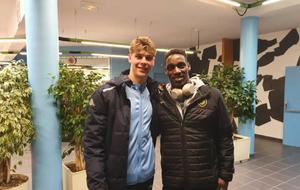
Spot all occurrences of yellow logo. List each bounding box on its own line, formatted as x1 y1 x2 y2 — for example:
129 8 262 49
199 99 207 108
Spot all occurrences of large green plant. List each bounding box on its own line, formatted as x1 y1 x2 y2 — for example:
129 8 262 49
48 64 103 172
0 61 34 184
200 64 256 127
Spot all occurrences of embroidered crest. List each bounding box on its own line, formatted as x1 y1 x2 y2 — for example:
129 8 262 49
199 99 207 108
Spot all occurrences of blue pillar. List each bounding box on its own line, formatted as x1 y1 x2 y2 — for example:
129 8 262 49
24 1 61 190
238 16 259 155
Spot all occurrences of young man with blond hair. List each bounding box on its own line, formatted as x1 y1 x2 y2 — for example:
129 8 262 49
84 36 159 190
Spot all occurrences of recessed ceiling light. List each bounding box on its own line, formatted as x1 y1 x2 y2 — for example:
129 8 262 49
80 0 98 11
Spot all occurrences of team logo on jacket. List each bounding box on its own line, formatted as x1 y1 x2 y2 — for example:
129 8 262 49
199 99 207 108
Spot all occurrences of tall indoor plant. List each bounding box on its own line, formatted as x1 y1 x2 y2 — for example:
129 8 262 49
200 64 256 161
48 63 103 172
200 64 256 131
0 61 34 189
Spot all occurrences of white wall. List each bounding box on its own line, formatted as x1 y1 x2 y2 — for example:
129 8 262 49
194 28 300 139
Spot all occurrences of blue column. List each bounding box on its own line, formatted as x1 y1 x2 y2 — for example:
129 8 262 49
24 1 61 190
238 16 259 155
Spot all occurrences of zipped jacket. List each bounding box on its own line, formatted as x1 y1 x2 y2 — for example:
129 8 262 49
157 84 234 189
84 72 159 190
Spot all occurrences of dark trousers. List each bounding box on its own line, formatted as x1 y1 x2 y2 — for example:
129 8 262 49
127 178 153 190
162 184 218 190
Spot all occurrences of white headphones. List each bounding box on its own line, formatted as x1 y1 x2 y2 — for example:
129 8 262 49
170 82 195 101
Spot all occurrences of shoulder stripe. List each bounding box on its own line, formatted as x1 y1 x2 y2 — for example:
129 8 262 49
103 86 116 92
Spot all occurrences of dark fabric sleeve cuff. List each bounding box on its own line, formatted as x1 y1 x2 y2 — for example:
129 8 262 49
219 172 233 182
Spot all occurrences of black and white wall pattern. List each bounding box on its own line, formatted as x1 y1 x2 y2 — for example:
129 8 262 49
188 28 300 139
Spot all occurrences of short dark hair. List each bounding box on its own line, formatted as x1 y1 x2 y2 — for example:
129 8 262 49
164 49 187 62
164 49 188 66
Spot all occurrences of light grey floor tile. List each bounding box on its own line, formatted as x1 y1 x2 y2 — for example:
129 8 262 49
269 173 291 182
259 176 282 186
276 183 300 190
247 180 273 190
288 176 300 187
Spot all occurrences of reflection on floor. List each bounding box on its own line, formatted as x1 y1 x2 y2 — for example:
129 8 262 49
12 136 300 190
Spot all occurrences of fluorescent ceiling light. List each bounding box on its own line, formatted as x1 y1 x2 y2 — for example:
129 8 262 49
156 48 169 53
19 52 62 55
81 41 130 49
155 48 194 54
83 41 194 54
217 0 240 7
0 38 26 43
93 66 110 70
262 0 281 5
185 50 194 54
1 38 195 55
91 53 128 59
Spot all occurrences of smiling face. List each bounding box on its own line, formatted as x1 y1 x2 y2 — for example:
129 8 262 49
128 36 156 84
165 54 190 89
128 50 155 84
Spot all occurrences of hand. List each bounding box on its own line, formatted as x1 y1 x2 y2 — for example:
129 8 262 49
217 178 228 190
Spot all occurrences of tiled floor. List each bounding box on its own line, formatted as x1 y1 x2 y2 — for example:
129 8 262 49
11 136 300 190
230 137 300 190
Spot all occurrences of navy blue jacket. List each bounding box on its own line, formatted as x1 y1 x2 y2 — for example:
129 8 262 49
84 73 159 190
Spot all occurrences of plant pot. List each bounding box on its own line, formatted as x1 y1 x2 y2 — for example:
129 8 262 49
0 174 29 190
10 180 28 190
63 161 88 190
233 134 250 162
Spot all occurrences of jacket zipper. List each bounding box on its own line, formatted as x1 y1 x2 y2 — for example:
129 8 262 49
180 119 188 186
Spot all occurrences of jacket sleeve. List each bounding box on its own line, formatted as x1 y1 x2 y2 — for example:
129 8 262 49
84 89 108 190
215 91 235 182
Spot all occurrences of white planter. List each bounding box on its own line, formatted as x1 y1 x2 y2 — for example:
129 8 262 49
63 161 88 190
10 180 28 190
233 134 250 162
4 174 29 190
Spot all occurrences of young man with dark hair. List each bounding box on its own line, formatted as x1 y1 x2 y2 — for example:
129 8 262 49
157 49 234 190
84 36 159 190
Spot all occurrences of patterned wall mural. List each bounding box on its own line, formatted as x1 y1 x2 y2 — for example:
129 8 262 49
188 28 300 139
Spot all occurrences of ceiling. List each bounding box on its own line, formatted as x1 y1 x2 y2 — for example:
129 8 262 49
1 0 300 60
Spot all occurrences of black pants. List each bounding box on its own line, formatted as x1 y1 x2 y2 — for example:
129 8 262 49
162 184 218 190
127 178 153 190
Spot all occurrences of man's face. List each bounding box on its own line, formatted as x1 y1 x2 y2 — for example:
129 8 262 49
128 50 155 82
165 54 190 89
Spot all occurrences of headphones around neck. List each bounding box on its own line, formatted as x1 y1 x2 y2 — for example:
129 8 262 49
170 82 194 102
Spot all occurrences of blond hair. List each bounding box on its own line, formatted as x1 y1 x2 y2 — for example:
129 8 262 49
129 36 156 56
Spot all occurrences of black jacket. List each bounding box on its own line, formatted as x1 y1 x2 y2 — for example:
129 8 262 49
84 72 159 190
157 84 234 189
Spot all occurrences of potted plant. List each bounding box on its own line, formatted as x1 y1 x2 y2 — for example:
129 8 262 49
0 61 35 190
48 63 103 190
199 64 256 162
